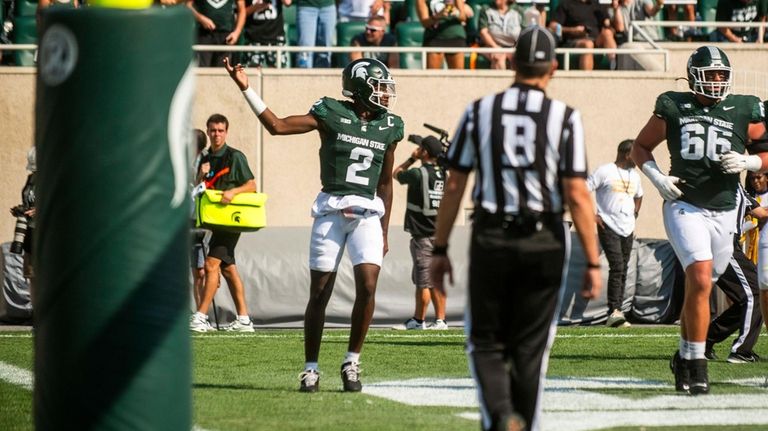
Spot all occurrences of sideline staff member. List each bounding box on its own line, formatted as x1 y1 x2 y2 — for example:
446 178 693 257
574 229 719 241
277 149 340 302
430 26 601 431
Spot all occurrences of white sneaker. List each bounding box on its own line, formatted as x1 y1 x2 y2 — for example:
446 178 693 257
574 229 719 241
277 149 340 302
606 309 627 328
427 319 449 330
190 313 212 333
392 318 426 330
224 319 255 332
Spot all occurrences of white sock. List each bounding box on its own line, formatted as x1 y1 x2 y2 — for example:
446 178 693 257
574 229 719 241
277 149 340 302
194 312 207 321
238 315 251 324
679 338 691 360
688 341 706 360
344 352 360 364
305 362 318 372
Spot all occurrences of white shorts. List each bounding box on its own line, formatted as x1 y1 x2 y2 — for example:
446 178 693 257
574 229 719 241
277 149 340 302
309 211 384 272
662 199 737 280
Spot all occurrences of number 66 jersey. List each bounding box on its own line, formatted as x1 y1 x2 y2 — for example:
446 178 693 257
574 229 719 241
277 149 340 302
656 91 765 211
311 97 404 200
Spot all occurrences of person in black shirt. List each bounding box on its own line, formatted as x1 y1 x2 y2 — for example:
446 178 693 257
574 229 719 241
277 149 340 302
394 136 446 330
431 26 601 431
243 0 290 68
350 16 399 69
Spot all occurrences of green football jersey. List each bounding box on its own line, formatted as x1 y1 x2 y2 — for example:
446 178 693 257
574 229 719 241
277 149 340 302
311 97 404 199
655 91 764 210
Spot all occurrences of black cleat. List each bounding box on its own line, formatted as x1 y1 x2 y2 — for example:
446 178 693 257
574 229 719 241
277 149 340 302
704 345 718 361
688 359 710 395
340 361 362 392
670 351 690 393
299 369 320 393
726 351 760 364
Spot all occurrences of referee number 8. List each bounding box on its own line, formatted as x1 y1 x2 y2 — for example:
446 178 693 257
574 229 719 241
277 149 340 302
680 123 733 161
501 114 537 167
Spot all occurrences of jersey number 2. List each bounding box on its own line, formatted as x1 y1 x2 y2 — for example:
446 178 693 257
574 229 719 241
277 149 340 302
346 147 373 186
680 123 733 161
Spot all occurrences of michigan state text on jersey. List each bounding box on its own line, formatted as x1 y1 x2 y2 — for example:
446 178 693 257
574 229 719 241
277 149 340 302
311 97 404 199
656 91 764 210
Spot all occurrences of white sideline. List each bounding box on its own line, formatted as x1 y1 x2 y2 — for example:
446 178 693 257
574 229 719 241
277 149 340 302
0 361 212 431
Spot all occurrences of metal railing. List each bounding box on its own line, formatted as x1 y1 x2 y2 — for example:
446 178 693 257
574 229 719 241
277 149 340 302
0 43 671 71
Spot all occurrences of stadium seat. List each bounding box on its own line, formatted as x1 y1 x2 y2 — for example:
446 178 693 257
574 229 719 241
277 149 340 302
403 0 420 22
12 16 36 67
395 21 424 69
333 21 366 68
15 0 37 17
283 5 297 46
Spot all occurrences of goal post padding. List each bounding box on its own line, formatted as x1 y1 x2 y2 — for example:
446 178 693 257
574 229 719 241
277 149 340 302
34 7 195 430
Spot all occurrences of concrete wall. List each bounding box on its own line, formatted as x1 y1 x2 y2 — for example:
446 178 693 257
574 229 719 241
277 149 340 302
2 45 766 242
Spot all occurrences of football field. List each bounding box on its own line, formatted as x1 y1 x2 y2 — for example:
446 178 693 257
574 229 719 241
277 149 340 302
1 326 767 430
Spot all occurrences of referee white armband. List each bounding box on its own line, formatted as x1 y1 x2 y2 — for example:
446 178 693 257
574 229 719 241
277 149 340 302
242 87 267 116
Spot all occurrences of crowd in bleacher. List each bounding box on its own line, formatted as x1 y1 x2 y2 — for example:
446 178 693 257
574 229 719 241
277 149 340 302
0 0 765 69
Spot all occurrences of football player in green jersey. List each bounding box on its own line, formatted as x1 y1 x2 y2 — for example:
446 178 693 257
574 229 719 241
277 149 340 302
631 46 767 395
224 57 403 393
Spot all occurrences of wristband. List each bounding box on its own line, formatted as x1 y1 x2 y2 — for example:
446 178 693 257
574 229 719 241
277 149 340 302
243 87 267 116
586 262 601 269
432 245 448 256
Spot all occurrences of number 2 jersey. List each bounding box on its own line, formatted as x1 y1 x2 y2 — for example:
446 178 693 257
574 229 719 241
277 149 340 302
656 91 765 210
310 97 404 200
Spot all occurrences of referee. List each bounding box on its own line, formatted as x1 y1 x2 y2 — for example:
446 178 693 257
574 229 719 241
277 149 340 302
430 26 601 431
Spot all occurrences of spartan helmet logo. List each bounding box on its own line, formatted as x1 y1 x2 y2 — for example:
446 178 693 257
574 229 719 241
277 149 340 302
351 61 371 80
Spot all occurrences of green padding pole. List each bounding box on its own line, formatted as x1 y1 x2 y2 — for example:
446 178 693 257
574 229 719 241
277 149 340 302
34 7 194 430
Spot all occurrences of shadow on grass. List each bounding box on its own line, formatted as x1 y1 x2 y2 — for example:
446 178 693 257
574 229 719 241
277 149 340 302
552 353 671 361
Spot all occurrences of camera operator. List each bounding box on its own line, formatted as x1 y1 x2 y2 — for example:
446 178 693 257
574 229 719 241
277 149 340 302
9 147 36 291
393 135 448 330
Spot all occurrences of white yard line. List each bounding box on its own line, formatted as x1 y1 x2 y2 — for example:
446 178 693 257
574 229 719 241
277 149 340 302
364 377 768 431
0 361 33 390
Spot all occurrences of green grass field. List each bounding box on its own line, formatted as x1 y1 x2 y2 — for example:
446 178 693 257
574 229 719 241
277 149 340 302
1 326 767 431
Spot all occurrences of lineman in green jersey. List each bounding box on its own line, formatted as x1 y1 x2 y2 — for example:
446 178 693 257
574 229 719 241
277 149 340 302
632 46 767 396
224 57 403 393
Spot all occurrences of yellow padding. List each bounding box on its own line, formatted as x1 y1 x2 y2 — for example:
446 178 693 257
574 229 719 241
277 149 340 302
196 190 268 232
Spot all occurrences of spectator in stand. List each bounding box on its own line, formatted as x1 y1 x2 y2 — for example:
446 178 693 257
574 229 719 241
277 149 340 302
243 0 291 68
663 3 695 41
295 0 336 68
612 0 664 44
338 0 391 24
417 0 468 69
710 0 767 43
548 0 617 70
350 16 400 68
187 0 246 67
477 0 525 69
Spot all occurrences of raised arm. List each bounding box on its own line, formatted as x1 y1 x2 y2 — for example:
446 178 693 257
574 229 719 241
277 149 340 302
223 58 319 135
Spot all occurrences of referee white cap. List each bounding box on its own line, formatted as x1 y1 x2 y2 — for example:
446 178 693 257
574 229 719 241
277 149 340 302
514 26 556 65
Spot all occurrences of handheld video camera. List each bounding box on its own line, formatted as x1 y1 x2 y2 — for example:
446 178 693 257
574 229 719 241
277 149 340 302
9 205 30 255
407 123 451 169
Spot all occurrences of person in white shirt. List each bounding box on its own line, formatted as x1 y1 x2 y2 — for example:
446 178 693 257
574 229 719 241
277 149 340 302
588 139 643 327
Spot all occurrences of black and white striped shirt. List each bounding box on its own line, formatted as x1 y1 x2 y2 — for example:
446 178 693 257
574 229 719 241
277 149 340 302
446 83 587 215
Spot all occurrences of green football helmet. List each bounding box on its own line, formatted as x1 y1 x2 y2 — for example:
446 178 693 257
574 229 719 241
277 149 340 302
687 46 732 100
342 58 397 113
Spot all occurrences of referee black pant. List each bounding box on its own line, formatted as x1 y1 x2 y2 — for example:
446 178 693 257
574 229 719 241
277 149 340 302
467 215 566 431
708 243 763 355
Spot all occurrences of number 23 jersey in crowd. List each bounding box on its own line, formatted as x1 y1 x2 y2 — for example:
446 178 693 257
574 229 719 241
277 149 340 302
655 91 764 211
311 97 404 200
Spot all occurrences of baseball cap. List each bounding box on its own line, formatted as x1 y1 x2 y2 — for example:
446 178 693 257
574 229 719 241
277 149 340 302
514 25 556 65
420 136 443 158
